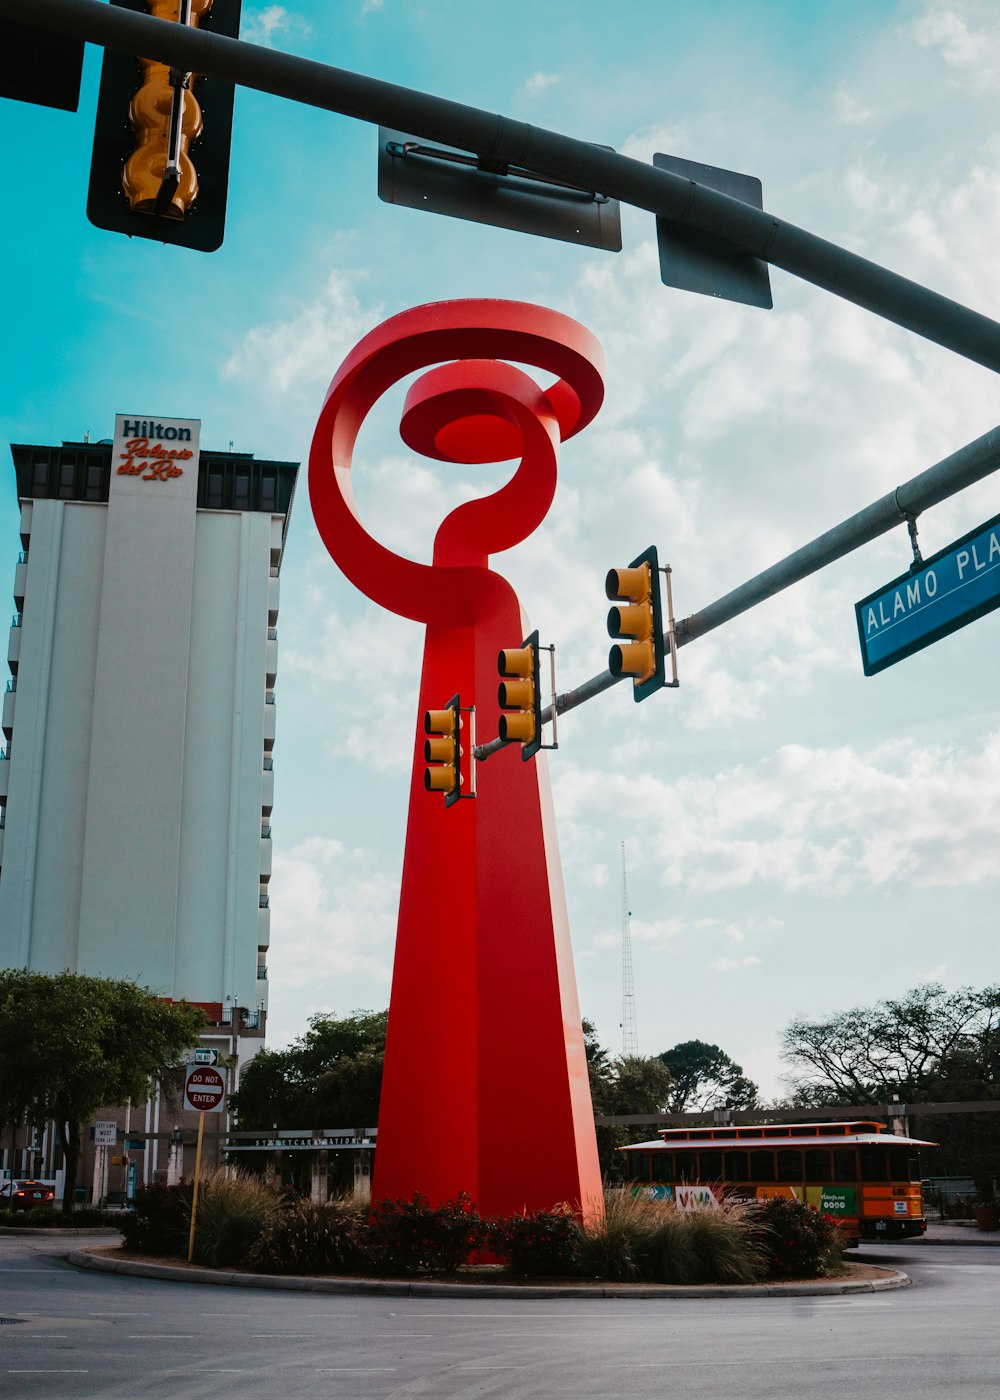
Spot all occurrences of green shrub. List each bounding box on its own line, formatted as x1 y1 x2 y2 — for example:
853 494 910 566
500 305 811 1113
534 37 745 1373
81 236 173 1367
6 1205 123 1228
120 1183 192 1257
749 1196 842 1279
247 1197 365 1274
69 1207 125 1227
190 1169 282 1267
362 1192 484 1275
2 1206 57 1227
489 1207 581 1277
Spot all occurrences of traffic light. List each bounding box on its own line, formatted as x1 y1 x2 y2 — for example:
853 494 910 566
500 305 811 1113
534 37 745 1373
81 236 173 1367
606 545 666 702
87 0 242 251
423 694 463 807
498 630 543 761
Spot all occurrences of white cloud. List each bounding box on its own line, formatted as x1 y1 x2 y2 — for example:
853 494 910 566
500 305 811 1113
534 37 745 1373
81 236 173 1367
268 836 397 993
710 955 763 973
912 3 1000 89
556 728 1000 897
222 268 382 396
241 5 311 48
521 71 561 99
833 81 873 126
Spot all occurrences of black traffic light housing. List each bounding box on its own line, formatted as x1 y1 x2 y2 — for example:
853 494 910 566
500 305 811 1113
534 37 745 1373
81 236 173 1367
606 545 666 702
423 694 463 807
498 629 543 761
0 20 84 111
87 0 241 251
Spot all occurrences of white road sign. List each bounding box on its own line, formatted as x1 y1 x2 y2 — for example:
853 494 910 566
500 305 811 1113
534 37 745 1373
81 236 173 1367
184 1064 226 1114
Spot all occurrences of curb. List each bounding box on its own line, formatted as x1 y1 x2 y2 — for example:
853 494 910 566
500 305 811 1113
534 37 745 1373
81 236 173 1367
66 1249 910 1300
1 1227 123 1238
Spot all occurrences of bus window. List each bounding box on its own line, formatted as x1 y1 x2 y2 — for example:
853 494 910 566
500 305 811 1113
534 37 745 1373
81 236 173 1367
887 1149 915 1183
834 1149 857 1181
725 1151 750 1182
651 1153 673 1184
777 1149 802 1183
749 1150 775 1183
859 1147 888 1182
805 1149 831 1183
699 1150 723 1181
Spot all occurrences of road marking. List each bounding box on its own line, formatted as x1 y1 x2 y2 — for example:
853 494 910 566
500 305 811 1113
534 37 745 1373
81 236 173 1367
127 1334 195 1339
254 1333 320 1339
601 1354 899 1369
9 1370 90 1374
30 1335 69 1339
194 1370 246 1374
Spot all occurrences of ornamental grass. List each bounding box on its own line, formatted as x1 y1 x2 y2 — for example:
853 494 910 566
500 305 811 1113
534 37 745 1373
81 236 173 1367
189 1168 283 1267
579 1190 769 1285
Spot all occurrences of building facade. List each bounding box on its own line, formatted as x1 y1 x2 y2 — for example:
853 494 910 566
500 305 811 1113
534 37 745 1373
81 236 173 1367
0 418 298 1169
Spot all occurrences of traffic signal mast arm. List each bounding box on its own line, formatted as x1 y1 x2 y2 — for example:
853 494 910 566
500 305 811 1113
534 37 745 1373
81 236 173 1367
14 0 1000 373
472 421 1000 760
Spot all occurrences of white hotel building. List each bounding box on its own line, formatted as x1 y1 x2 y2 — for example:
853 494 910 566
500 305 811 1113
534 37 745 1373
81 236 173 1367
0 416 298 1089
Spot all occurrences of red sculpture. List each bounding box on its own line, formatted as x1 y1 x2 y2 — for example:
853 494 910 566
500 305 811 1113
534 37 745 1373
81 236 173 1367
309 300 605 1219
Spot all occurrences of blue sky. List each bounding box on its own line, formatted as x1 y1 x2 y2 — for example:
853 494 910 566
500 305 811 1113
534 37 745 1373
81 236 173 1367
3 0 999 1097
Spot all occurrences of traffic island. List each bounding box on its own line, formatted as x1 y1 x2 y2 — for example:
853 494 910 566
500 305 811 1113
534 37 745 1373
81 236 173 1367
67 1247 909 1299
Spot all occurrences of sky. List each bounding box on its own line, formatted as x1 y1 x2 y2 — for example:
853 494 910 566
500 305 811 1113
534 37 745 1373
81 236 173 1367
3 0 999 1100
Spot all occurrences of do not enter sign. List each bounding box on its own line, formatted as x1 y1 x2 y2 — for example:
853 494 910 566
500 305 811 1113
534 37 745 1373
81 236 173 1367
184 1064 226 1114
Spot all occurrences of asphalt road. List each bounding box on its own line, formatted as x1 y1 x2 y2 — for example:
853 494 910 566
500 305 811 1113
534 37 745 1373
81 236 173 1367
1 1233 998 1399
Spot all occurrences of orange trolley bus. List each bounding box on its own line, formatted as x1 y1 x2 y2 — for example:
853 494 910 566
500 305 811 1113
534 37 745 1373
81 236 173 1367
621 1120 935 1246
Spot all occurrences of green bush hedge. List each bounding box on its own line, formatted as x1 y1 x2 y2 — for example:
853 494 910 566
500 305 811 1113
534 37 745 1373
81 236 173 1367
114 1181 843 1282
749 1195 842 1279
489 1208 581 1277
120 1183 193 1256
362 1193 484 1275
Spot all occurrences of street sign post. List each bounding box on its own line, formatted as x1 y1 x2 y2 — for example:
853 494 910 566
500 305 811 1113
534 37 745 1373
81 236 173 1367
182 1062 227 1262
93 1120 117 1145
855 510 1000 676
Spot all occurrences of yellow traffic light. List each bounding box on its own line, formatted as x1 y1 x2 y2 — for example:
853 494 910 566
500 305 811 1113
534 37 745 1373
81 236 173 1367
498 630 543 760
606 546 667 701
423 695 463 806
87 0 241 252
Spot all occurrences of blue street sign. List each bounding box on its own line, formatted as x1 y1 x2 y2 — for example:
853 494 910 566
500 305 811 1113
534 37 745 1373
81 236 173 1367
856 510 1000 676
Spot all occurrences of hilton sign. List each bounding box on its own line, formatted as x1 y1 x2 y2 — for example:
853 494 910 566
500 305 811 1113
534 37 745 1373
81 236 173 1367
112 414 200 494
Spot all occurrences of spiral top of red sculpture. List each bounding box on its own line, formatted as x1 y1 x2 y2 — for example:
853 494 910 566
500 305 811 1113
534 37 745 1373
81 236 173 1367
308 298 605 626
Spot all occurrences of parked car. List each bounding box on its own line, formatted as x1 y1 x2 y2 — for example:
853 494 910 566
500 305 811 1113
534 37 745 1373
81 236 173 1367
0 1179 56 1210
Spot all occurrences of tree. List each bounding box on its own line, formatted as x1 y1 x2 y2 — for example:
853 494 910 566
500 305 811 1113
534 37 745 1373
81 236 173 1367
0 970 205 1211
657 1039 759 1112
232 1009 388 1130
780 983 1000 1103
781 983 1000 1198
583 1021 673 1180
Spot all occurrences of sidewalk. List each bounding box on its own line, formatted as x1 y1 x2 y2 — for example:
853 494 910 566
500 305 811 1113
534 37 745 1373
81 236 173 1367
913 1218 1000 1247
